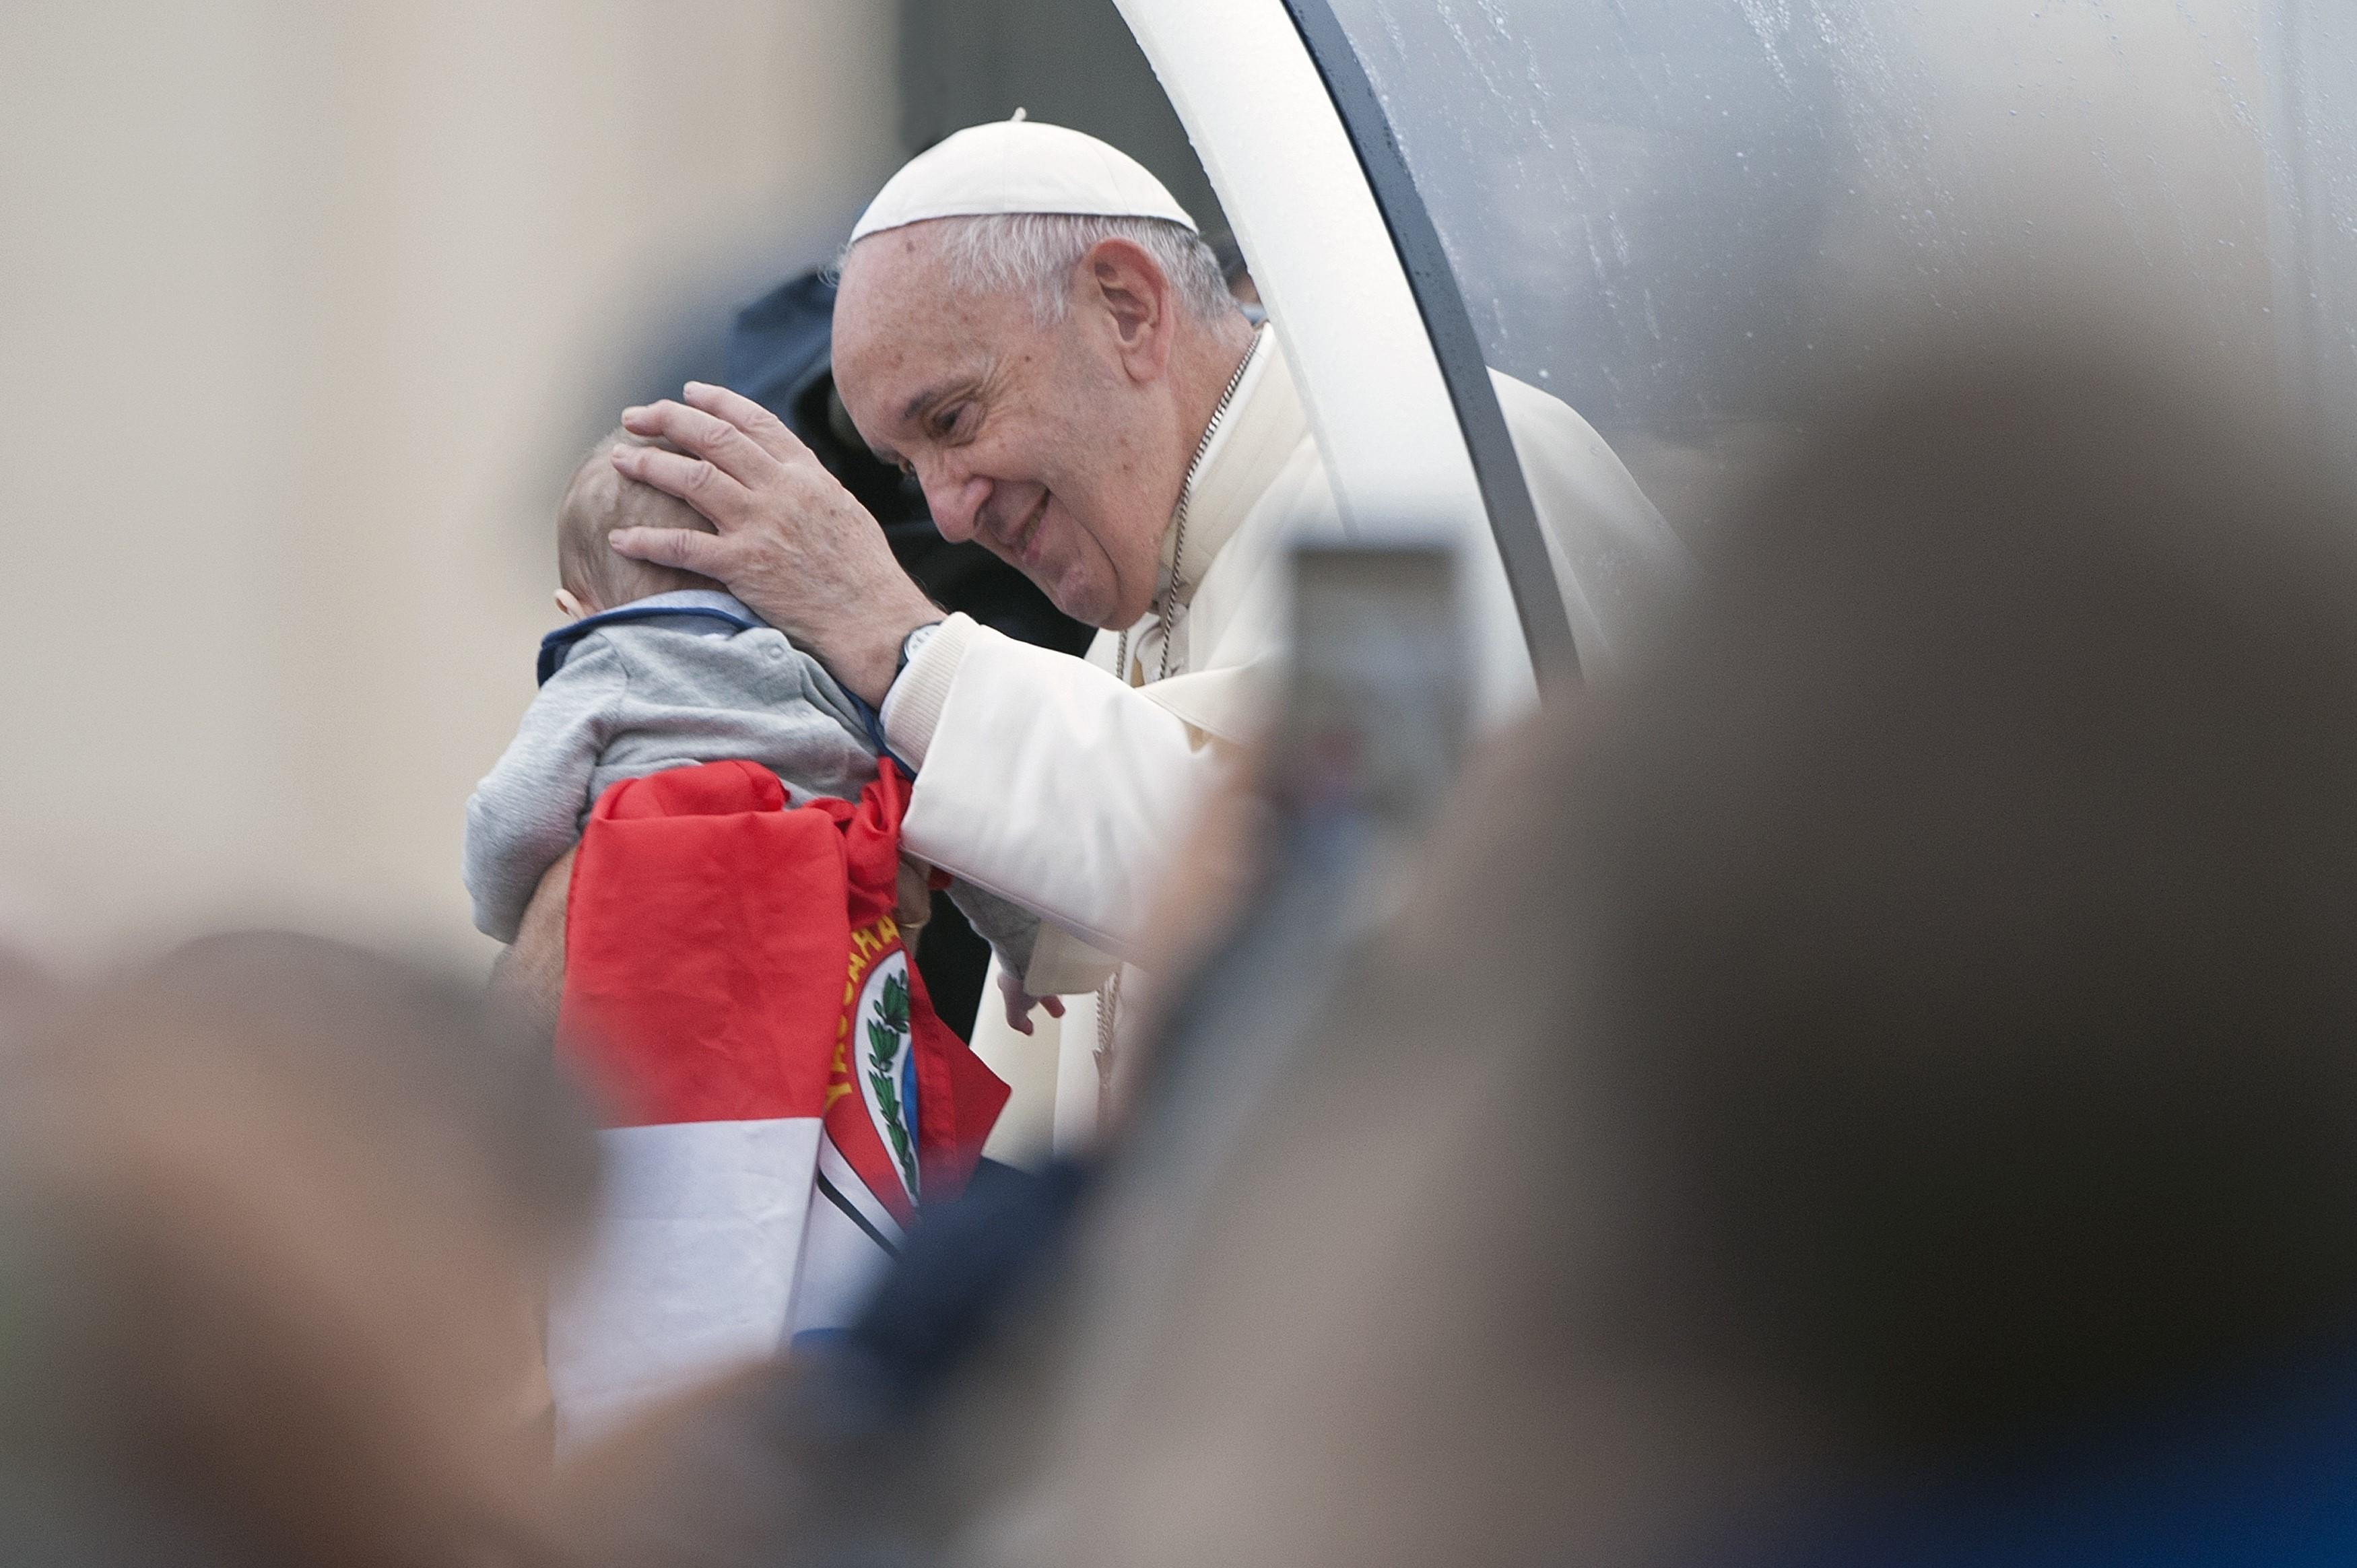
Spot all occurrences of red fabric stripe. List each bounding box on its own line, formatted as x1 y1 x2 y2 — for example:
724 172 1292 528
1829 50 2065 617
557 758 1007 1210
560 760 846 1126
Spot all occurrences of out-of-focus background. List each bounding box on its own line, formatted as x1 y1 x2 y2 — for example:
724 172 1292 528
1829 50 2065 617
0 0 1195 971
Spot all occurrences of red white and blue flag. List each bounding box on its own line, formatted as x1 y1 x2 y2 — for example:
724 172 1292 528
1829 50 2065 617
545 759 1006 1445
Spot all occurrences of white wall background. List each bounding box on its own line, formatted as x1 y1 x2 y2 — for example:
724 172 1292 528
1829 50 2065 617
0 1 902 971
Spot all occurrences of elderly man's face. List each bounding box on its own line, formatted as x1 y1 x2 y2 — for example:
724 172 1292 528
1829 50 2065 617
833 226 1189 629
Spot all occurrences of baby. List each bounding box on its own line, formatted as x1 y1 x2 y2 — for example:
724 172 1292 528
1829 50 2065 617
464 431 1033 976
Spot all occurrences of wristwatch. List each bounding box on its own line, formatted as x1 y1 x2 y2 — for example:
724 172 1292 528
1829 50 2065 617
894 619 945 685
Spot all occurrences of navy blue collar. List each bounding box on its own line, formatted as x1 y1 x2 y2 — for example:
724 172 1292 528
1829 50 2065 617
537 592 761 686
533 590 910 773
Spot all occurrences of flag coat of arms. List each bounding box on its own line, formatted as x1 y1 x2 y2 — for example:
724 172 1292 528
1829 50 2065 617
547 758 1006 1444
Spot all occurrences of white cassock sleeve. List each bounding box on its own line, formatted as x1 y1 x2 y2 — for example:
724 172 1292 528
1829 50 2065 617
1493 369 1691 680
883 614 1244 964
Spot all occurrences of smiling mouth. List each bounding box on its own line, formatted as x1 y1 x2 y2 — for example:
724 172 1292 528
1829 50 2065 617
1002 495 1050 567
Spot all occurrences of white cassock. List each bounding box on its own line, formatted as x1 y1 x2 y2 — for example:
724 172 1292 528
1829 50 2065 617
877 326 1685 1160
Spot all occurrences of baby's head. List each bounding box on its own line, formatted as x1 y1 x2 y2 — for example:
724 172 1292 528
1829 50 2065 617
554 430 722 618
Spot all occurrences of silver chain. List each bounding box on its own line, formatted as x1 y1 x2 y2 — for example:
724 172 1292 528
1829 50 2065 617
1096 328 1263 1112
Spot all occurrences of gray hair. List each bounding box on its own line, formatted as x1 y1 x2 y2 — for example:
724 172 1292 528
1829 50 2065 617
842 212 1241 326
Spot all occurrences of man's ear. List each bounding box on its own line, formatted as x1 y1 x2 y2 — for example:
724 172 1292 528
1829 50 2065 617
554 588 590 621
1081 237 1178 383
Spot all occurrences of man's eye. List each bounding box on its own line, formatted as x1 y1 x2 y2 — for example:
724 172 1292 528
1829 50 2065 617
932 404 968 439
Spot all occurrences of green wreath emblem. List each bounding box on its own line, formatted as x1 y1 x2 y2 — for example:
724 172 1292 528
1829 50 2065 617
865 968 918 1197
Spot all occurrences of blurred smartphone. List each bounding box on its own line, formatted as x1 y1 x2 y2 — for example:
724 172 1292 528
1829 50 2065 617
1277 541 1467 824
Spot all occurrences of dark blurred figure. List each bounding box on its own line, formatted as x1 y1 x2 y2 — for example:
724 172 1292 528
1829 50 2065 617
1011 338 2357 1567
0 933 597 1567
727 271 1093 1038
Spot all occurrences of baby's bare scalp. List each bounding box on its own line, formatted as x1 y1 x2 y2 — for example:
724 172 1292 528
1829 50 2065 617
556 428 718 611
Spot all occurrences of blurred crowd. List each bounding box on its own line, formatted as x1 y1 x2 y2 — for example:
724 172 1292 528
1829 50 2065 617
4 333 2356 1567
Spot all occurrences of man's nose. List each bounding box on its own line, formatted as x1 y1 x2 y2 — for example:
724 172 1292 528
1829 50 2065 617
923 471 993 545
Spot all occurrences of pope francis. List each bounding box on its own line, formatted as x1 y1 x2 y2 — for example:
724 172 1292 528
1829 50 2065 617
573 118 1686 1157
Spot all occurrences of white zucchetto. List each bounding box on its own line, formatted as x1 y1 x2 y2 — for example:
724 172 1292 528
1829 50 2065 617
849 114 1197 244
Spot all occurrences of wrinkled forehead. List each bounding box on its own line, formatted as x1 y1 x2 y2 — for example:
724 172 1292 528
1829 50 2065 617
832 226 1034 413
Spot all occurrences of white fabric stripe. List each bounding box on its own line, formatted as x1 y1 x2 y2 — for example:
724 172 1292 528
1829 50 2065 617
548 1118 820 1452
788 1133 902 1338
